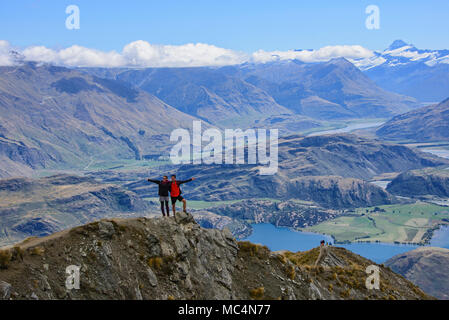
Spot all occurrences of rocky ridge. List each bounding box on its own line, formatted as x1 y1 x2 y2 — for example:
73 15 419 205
0 213 432 300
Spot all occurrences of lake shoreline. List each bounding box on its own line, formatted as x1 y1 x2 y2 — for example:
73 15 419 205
243 221 448 247
243 222 449 263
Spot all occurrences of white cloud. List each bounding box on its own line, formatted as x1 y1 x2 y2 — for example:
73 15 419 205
122 41 247 67
15 41 247 68
22 45 126 68
251 45 375 64
0 41 16 66
1 40 376 68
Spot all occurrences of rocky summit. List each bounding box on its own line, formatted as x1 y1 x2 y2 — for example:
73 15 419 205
0 213 431 300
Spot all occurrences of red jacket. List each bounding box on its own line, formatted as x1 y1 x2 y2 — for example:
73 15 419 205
170 179 193 197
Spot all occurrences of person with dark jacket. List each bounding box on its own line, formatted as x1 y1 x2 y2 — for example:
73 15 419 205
148 175 171 217
169 175 195 214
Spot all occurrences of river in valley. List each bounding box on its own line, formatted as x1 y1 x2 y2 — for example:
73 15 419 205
307 121 385 136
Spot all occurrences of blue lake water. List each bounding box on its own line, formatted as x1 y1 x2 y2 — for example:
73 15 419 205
338 243 418 263
244 223 334 252
243 223 449 263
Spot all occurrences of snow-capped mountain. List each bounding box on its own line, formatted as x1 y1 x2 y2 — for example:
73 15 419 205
352 40 449 71
354 40 449 102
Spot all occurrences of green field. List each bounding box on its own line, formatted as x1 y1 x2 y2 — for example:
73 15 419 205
304 202 449 244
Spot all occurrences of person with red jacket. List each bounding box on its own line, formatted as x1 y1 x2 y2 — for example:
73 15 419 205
170 175 195 214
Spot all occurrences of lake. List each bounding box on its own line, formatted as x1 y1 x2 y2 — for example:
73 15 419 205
243 223 449 263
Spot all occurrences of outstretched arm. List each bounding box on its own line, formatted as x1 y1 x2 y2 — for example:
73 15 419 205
178 178 195 185
147 179 160 185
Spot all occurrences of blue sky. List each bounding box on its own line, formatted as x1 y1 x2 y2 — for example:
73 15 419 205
1 0 449 52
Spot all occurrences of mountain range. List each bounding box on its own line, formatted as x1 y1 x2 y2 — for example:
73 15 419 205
0 62 201 178
80 40 449 123
356 40 449 102
0 54 437 179
82 58 418 125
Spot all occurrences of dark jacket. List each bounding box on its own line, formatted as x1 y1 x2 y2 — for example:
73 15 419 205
148 179 171 196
